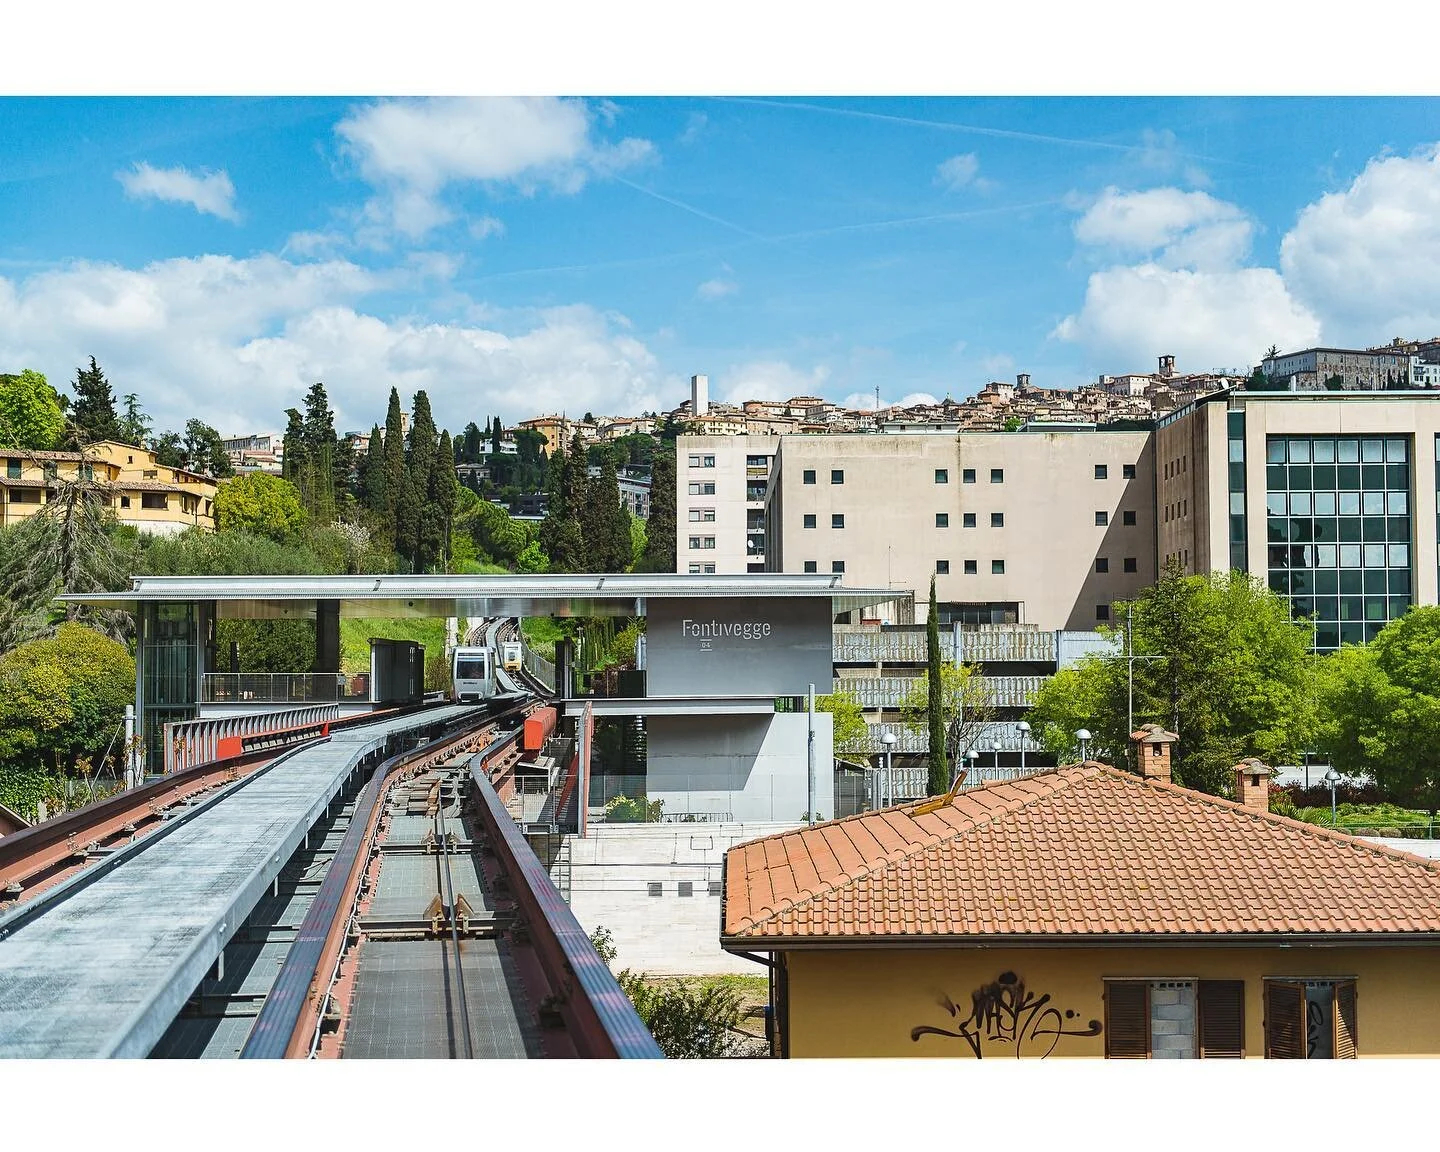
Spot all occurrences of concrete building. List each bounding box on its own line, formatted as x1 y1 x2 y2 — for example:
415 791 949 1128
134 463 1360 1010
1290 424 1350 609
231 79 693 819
1155 388 1440 650
1261 346 1412 391
676 434 777 574
762 428 1157 632
1 441 219 534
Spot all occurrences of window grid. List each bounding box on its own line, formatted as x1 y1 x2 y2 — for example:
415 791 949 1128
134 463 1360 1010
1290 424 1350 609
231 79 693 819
1228 410 1248 572
1267 435 1412 651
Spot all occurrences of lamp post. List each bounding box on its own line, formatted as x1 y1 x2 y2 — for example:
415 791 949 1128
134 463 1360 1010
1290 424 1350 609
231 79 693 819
1016 720 1030 775
962 748 979 788
1324 767 1341 828
991 737 1003 779
1075 728 1092 763
880 729 896 810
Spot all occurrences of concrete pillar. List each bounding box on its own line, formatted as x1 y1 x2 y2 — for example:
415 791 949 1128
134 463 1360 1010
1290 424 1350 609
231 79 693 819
313 599 341 675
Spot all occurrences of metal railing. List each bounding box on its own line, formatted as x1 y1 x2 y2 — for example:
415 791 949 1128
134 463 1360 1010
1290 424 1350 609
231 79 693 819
841 675 1045 710
163 705 341 773
201 673 371 704
523 645 556 693
856 722 1044 756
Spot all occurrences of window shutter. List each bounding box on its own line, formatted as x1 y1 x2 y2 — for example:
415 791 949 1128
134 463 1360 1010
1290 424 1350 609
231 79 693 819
1197 980 1245 1058
1265 981 1306 1059
1333 981 1357 1060
1104 981 1150 1058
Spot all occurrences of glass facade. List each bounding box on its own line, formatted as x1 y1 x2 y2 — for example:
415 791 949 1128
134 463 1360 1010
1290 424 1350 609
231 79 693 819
139 601 206 770
1265 436 1412 651
1227 410 1248 572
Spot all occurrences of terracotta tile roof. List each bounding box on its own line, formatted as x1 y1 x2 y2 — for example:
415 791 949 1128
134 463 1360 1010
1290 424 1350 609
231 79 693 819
721 764 1440 943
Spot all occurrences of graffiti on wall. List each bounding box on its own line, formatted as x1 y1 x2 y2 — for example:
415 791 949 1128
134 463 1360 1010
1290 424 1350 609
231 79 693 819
911 970 1102 1058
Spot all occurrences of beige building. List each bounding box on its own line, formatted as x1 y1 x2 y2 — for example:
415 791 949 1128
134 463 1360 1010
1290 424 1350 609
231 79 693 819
675 434 778 574
762 429 1157 631
1157 388 1440 650
1 440 219 534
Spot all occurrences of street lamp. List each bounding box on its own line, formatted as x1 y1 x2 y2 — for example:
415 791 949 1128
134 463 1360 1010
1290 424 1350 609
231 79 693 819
1323 767 1341 828
991 737 1003 777
962 748 979 788
1075 729 1092 763
1016 720 1030 775
880 729 897 809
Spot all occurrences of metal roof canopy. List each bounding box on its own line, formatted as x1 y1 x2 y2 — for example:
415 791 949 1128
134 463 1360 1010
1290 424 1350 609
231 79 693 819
61 573 904 620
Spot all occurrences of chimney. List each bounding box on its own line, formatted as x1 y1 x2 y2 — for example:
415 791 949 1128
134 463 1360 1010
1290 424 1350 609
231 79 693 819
1158 354 1176 378
1130 723 1180 784
690 373 710 417
1017 372 1030 389
1233 758 1275 811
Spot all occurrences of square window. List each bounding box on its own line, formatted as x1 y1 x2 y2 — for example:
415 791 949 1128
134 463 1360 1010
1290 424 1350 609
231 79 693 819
1122 510 1136 526
964 559 978 575
803 561 817 573
1386 437 1407 463
991 512 1004 528
1362 439 1384 463
1313 439 1336 464
832 514 845 529
687 454 701 467
1122 463 1137 479
831 469 844 484
1388 543 1410 568
935 468 949 483
1123 557 1137 573
1229 439 1245 463
1314 491 1336 516
936 560 950 574
1097 604 1110 621
803 514 816 528
963 512 977 528
1095 511 1109 526
936 513 950 528
1338 491 1361 516
1094 464 1108 480
992 559 1005 574
688 536 702 549
678 881 694 897
648 882 663 897
990 468 1004 484
1096 557 1109 573
803 469 816 484
831 560 845 574
688 563 701 574
962 468 976 483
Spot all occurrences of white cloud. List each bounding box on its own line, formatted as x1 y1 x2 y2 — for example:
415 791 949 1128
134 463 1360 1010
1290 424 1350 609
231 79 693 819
696 278 738 301
336 97 654 240
116 163 239 222
0 254 667 437
1074 186 1252 270
468 215 506 241
1280 144 1440 342
678 112 708 145
1052 263 1320 371
935 153 980 191
716 360 831 405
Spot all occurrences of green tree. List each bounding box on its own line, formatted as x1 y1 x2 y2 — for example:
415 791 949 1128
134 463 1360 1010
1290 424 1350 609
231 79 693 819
1314 607 1440 818
638 442 675 572
817 686 868 757
181 418 234 477
152 430 186 468
0 623 134 773
66 357 120 445
383 388 406 534
901 658 996 776
925 575 947 795
461 421 482 464
281 407 306 486
213 472 307 542
1026 564 1315 794
427 429 459 570
357 423 387 516
0 369 65 450
116 392 152 448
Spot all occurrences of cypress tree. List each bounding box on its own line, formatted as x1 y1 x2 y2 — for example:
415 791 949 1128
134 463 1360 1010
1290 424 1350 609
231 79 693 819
67 357 120 445
568 431 595 570
403 391 439 569
461 421 482 464
640 442 676 573
427 429 459 570
383 387 405 541
596 451 631 572
927 575 948 796
359 423 387 514
281 408 306 486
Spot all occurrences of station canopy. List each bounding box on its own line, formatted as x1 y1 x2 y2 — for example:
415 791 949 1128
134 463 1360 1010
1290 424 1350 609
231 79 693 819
62 573 904 621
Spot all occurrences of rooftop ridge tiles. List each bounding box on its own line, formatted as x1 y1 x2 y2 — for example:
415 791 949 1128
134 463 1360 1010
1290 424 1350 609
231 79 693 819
725 766 1097 935
1094 763 1440 876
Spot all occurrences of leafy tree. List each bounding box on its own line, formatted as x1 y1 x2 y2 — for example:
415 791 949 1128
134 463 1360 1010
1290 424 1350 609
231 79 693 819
461 421 483 464
152 430 186 468
925 575 947 794
213 472 307 542
0 623 134 773
629 510 647 570
515 539 548 573
1314 607 1440 818
0 369 65 450
817 686 868 757
1025 564 1315 795
116 392 152 448
639 442 676 572
66 357 120 445
181 418 233 477
902 657 996 783
214 619 315 674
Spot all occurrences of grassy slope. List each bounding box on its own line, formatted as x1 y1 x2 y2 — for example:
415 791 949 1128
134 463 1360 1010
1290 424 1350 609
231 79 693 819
339 617 449 676
520 616 571 661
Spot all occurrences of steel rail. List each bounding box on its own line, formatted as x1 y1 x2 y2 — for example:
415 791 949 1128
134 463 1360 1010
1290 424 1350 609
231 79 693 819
436 795 475 1059
240 702 528 1059
467 759 664 1059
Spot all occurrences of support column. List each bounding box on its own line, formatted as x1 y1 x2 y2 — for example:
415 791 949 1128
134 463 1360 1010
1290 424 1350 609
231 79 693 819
313 599 341 674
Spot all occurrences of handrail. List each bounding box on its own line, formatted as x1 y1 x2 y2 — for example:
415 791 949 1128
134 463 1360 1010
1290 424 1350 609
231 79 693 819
469 755 663 1059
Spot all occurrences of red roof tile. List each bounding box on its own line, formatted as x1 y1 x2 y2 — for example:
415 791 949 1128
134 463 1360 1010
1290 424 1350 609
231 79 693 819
721 764 1440 942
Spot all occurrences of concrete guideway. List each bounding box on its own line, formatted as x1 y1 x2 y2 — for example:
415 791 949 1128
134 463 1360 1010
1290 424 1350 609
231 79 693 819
0 706 477 1058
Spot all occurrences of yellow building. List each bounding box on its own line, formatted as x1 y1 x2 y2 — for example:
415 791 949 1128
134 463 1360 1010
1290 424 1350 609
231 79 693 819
721 738 1440 1059
0 441 218 535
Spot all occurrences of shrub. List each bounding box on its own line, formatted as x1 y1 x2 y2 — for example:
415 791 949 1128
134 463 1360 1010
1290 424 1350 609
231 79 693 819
1267 786 1297 819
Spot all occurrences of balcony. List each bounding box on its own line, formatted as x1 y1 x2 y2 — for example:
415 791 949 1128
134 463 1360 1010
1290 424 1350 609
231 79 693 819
832 626 1059 665
840 675 1045 710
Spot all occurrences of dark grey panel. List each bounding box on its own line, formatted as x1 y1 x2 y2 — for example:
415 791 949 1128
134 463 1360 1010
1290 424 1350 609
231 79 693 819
646 597 833 697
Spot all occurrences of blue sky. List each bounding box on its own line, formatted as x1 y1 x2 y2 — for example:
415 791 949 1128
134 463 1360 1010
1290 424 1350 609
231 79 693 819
2 92 1439 440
